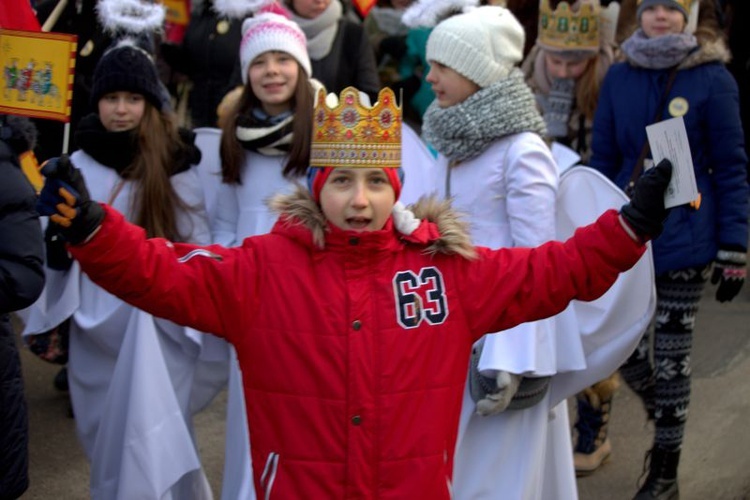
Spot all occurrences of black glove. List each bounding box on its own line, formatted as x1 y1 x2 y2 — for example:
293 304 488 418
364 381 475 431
44 222 73 270
620 158 673 241
711 248 746 302
36 155 104 245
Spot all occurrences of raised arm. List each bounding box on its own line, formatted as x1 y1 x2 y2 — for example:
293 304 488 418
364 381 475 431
461 158 672 337
36 156 251 340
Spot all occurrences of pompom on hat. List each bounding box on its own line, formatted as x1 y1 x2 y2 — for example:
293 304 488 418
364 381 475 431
636 0 691 20
426 5 525 88
239 12 312 84
90 38 169 111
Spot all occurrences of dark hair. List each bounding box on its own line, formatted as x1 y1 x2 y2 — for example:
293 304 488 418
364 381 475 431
115 103 191 241
219 61 314 184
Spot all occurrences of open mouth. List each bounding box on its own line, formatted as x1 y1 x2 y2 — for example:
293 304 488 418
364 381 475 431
347 218 370 229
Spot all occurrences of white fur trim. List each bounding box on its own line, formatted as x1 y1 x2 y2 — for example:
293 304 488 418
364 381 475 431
401 0 478 28
392 202 420 235
97 0 165 34
212 0 277 19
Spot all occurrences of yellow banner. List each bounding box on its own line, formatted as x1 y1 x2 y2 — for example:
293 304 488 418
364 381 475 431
162 0 190 27
0 29 77 122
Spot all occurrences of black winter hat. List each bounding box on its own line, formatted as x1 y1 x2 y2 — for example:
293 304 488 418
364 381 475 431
90 38 168 111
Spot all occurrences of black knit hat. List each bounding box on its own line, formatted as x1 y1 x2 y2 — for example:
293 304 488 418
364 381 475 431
90 38 168 111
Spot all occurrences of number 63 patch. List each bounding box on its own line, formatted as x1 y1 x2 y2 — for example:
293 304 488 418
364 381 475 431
392 267 449 329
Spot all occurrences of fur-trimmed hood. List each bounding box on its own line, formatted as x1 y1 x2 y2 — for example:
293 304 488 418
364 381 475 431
269 185 477 259
677 35 731 69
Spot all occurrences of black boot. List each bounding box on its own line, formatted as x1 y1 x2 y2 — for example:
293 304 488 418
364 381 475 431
633 447 680 500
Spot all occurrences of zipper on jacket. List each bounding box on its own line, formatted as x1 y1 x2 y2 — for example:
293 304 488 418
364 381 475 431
260 452 279 500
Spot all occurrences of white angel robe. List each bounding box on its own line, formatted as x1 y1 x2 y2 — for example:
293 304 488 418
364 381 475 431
23 152 225 500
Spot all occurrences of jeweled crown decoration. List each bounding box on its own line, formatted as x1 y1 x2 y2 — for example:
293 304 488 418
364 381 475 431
538 0 601 52
310 86 402 168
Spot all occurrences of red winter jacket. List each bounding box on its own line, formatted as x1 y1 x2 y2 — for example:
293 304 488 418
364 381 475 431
70 189 645 499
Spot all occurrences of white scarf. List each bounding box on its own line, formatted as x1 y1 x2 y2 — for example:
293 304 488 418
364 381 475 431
291 0 342 60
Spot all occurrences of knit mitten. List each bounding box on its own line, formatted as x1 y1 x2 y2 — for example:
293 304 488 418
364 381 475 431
711 248 747 302
539 77 575 138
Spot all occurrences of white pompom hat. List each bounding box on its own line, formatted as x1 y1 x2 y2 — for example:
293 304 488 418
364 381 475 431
239 12 312 84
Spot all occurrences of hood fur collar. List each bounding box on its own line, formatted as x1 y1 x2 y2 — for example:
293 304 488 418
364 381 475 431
679 36 731 69
269 185 477 259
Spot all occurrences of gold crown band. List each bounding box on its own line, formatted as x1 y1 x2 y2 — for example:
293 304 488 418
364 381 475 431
311 87 402 168
538 0 601 52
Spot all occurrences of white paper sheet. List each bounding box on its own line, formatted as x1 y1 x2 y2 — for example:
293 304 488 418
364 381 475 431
646 116 699 208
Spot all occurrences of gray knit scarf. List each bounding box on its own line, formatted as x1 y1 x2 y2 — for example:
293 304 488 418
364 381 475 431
621 29 698 69
423 69 546 163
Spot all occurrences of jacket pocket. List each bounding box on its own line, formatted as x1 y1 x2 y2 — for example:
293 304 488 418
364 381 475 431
260 451 279 500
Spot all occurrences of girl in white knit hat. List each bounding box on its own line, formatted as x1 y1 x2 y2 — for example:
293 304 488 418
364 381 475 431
402 1 656 498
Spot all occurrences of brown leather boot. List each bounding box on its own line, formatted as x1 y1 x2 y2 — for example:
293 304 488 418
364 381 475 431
573 374 619 476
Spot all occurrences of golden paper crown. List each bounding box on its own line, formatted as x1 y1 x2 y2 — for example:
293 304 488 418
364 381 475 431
538 0 601 52
310 87 401 168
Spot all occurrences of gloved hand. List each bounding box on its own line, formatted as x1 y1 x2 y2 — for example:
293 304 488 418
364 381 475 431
468 337 523 416
711 248 747 302
44 222 73 270
475 370 523 416
620 158 673 241
538 78 575 138
36 155 104 245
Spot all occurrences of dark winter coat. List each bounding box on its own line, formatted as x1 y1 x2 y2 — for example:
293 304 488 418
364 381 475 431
161 3 242 128
0 139 45 500
590 38 749 274
310 19 381 102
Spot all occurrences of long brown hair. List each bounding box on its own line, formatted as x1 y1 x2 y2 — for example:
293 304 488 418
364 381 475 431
219 60 314 184
119 103 190 241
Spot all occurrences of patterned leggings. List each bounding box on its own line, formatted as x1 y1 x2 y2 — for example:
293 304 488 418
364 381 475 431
619 265 709 452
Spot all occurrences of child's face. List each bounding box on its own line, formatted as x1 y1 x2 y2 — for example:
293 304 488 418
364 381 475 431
249 51 300 116
291 0 331 19
640 4 686 37
319 168 396 232
425 62 480 108
98 91 145 132
544 52 591 80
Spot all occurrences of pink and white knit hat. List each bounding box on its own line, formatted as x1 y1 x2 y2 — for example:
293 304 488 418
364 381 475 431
239 12 312 84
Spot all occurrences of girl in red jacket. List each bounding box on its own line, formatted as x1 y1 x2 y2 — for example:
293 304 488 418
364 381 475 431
38 86 672 499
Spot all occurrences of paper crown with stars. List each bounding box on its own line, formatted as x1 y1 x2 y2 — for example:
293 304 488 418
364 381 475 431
310 87 402 169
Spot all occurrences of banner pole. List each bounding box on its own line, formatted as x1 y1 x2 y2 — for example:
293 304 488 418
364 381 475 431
62 122 70 154
41 0 68 32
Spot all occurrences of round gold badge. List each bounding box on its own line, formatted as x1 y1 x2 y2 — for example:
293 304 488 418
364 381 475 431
668 97 689 117
217 20 230 35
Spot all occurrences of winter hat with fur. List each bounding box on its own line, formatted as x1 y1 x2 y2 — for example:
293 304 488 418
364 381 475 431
426 5 525 87
239 12 312 84
90 38 168 111
636 0 690 20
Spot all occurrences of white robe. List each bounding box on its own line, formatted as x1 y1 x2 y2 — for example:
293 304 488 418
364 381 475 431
405 134 655 500
197 128 301 500
23 152 223 500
